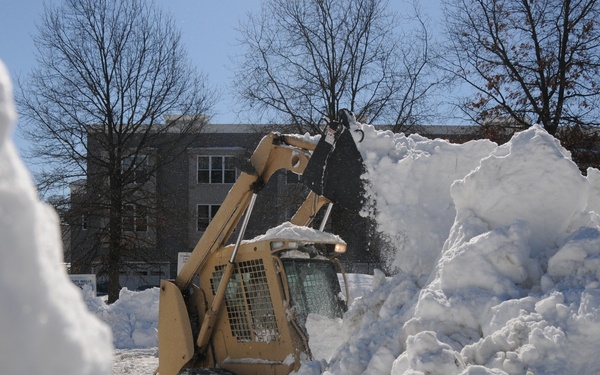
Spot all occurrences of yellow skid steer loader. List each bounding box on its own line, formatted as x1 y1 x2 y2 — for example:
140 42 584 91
157 110 365 375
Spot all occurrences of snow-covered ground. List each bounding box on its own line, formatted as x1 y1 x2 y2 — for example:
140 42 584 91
2 55 600 375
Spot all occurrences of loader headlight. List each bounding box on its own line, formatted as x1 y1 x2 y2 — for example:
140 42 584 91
334 243 347 253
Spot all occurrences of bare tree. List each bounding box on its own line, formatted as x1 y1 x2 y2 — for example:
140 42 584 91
234 0 440 134
443 0 600 136
17 0 215 302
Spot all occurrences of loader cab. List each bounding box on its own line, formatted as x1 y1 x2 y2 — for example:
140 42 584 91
194 233 348 375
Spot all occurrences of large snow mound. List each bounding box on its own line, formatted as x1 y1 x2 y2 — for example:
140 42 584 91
0 61 113 374
357 125 497 282
316 121 600 374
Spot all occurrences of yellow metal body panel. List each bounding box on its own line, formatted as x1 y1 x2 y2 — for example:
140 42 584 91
191 240 306 375
157 280 195 375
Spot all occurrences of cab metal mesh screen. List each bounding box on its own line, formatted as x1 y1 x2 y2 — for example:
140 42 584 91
211 259 279 342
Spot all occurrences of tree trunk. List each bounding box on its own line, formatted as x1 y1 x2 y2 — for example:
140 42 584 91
107 174 122 304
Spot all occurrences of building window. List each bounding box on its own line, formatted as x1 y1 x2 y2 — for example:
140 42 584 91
197 204 220 231
81 215 88 230
122 204 148 232
122 154 148 184
198 156 236 184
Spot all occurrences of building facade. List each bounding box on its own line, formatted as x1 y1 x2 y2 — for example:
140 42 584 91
68 123 380 291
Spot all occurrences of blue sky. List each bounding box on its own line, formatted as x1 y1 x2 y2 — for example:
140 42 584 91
0 0 263 160
0 0 263 124
0 0 442 159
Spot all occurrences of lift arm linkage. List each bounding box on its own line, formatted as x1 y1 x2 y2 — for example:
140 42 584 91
174 133 319 290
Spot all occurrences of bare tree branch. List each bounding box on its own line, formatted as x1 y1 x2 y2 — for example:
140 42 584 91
443 0 600 135
233 0 441 133
16 0 216 302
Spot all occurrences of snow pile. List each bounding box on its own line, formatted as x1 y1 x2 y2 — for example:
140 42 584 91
312 122 600 374
312 271 419 375
357 125 497 282
447 127 587 257
85 287 160 349
0 61 113 374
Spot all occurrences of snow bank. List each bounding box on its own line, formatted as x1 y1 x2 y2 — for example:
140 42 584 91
357 124 497 282
316 122 600 374
448 126 587 257
0 61 113 374
84 287 160 349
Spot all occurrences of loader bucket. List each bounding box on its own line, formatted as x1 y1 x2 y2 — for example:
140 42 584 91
157 279 195 375
303 109 365 212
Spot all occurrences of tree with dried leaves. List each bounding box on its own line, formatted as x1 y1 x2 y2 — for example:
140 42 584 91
17 0 215 302
443 0 600 136
234 0 440 134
